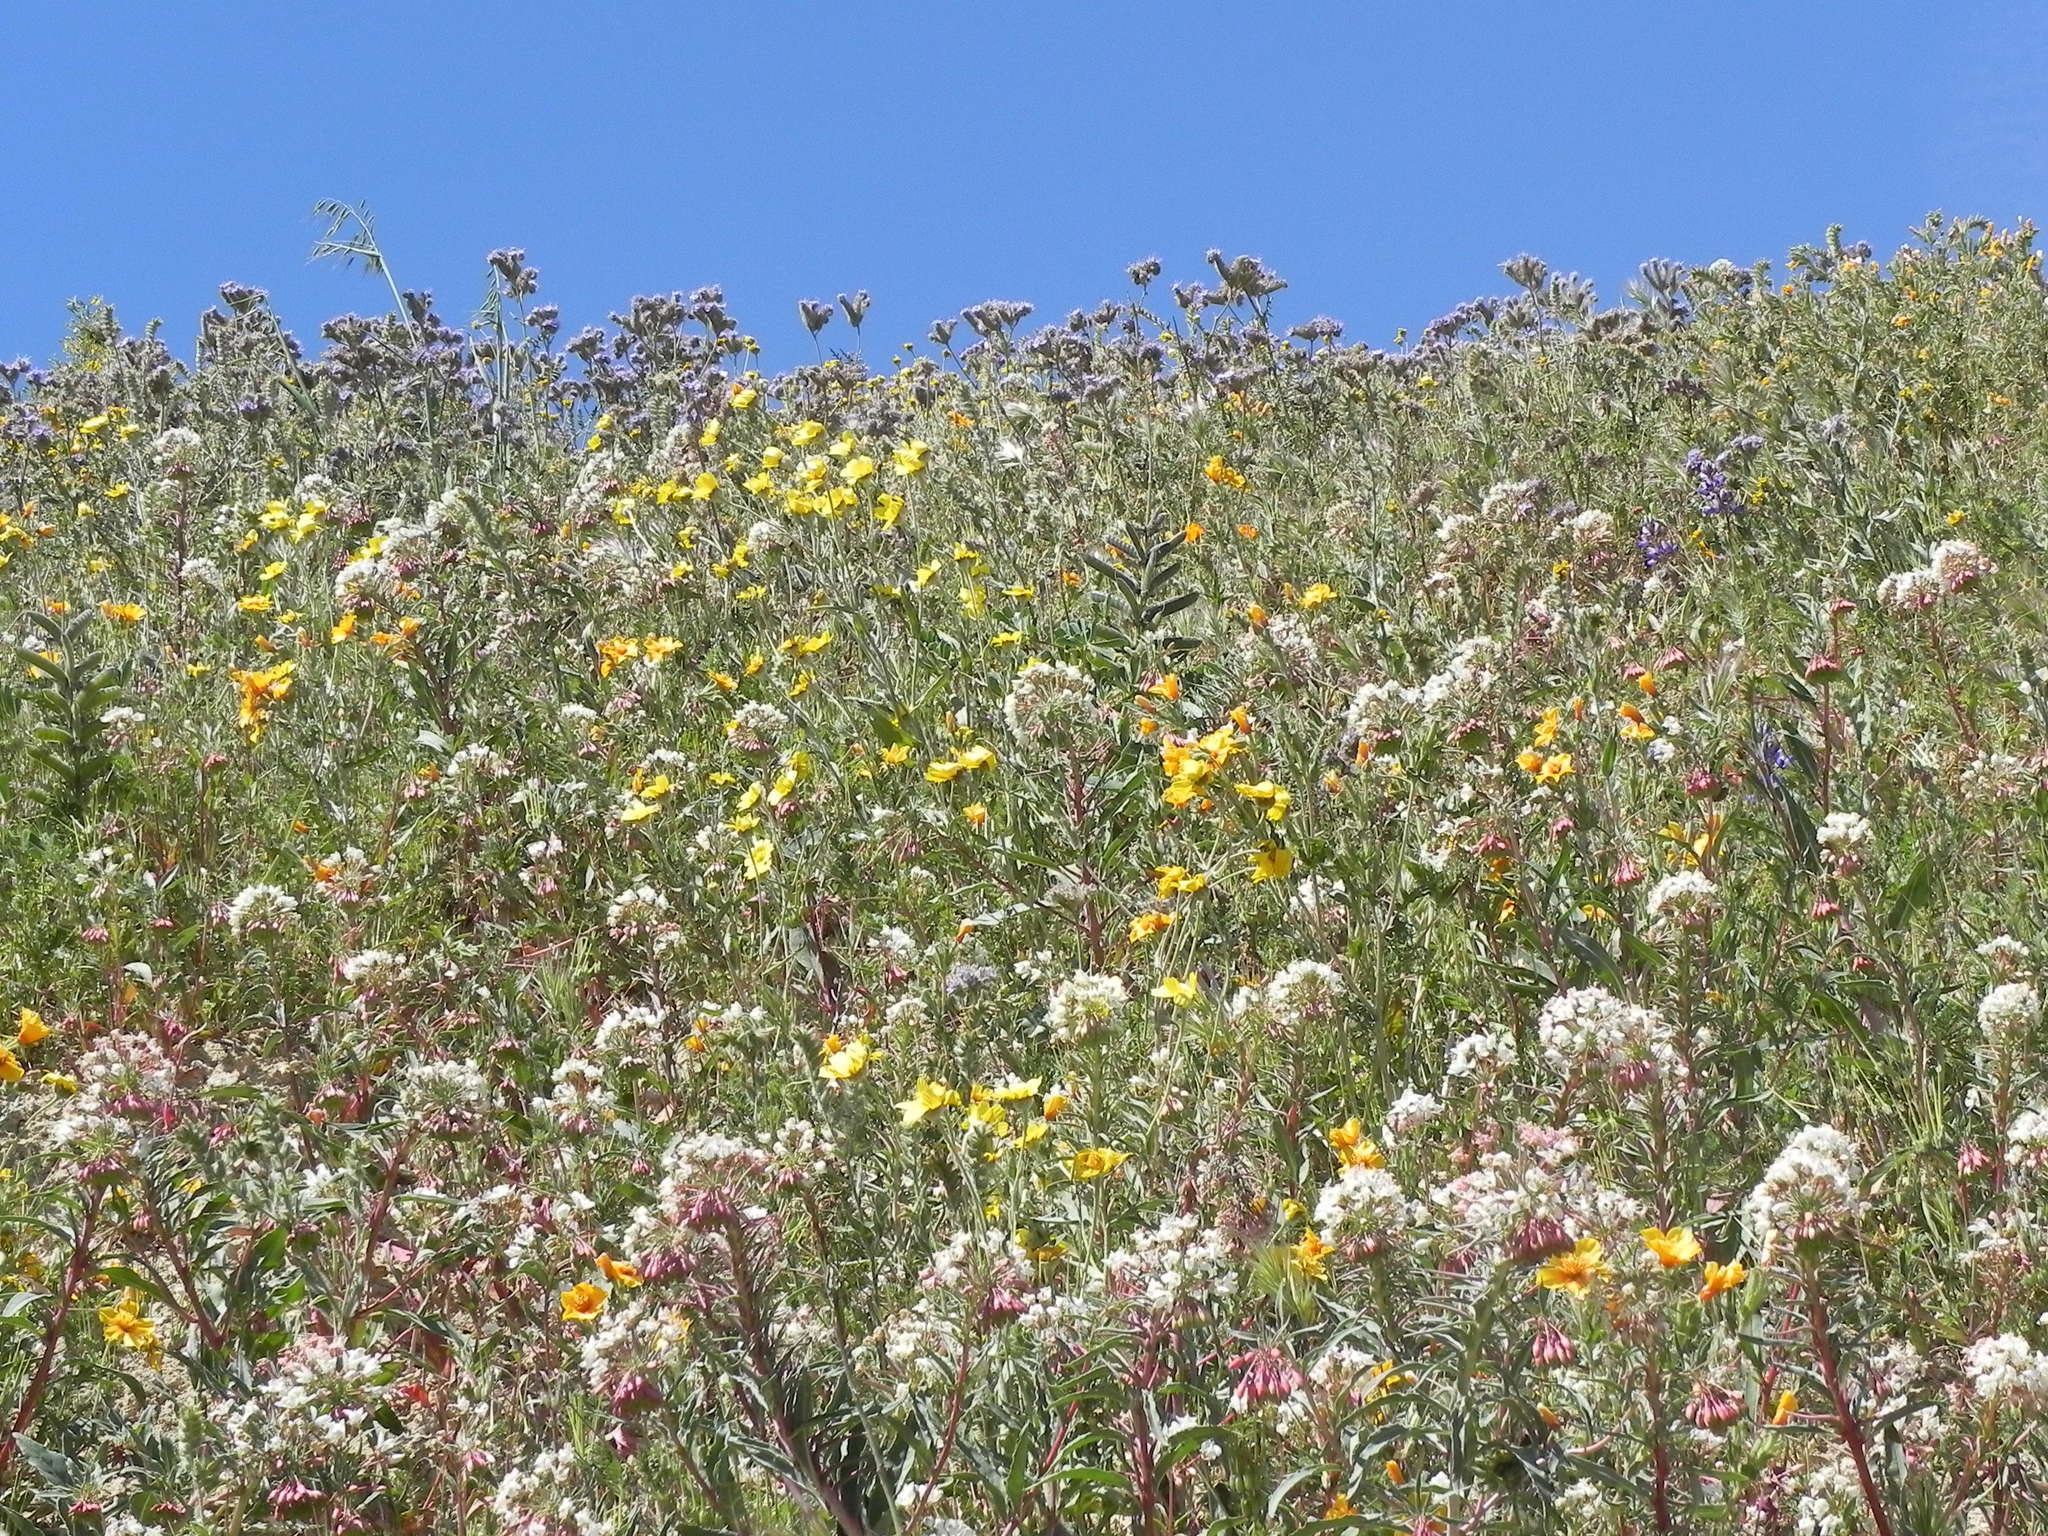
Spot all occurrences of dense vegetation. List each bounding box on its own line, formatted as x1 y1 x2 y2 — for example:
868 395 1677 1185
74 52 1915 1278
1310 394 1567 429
3 212 2048 1534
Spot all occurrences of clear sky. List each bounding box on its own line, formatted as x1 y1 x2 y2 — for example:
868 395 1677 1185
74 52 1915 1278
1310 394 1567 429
6 1 2046 368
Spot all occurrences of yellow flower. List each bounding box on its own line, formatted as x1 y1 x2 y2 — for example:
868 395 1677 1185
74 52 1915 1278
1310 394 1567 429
1641 1226 1703 1268
897 1077 961 1126
1297 582 1336 609
891 439 929 475
1066 1147 1129 1180
618 799 661 825
1203 454 1248 490
229 660 294 741
1769 1388 1799 1426
1290 1227 1334 1282
1697 1259 1747 1301
1233 780 1291 822
236 593 273 614
1329 1118 1385 1169
962 802 989 828
744 840 774 880
0 1045 22 1084
98 1302 158 1353
16 1009 48 1046
1150 972 1200 1006
1128 911 1177 943
819 1034 872 1082
98 601 145 623
560 1283 608 1322
1249 844 1294 883
1535 1238 1610 1295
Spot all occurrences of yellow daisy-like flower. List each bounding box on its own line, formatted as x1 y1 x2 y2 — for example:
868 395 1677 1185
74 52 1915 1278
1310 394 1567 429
1065 1147 1129 1181
897 1077 961 1126
1535 1238 1610 1295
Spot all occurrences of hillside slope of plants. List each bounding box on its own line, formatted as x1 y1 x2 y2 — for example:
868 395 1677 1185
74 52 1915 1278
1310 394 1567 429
3 215 2048 1534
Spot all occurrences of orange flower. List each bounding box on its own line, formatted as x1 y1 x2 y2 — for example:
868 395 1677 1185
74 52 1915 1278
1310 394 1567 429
596 1254 642 1289
1329 1118 1385 1169
1641 1226 1703 1268
560 1282 608 1321
1697 1259 1747 1301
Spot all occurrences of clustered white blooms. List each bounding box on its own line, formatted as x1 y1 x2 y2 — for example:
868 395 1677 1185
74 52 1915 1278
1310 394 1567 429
1814 811 1872 854
1446 1026 1518 1082
1342 633 1498 737
1313 1164 1411 1250
1961 1332 2048 1409
1744 1124 1864 1263
226 882 299 935
1645 869 1718 928
1876 538 1995 611
1000 659 1104 746
1259 959 1346 1030
1977 980 2040 1080
340 948 408 991
2006 1104 2048 1174
1535 985 1677 1089
1045 970 1129 1045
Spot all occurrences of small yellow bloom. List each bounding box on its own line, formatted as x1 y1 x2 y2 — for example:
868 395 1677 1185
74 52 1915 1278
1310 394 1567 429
98 1302 158 1353
1249 844 1294 883
1290 1227 1334 1282
1066 1147 1129 1180
1535 1237 1610 1295
897 1077 961 1127
16 1009 49 1046
819 1034 872 1082
1329 1119 1385 1169
1128 910 1177 943
1641 1226 1703 1268
560 1283 608 1322
1150 972 1200 1006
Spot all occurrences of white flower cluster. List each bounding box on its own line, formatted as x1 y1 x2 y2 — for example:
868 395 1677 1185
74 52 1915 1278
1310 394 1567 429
606 883 671 931
1535 985 1676 1088
1815 811 1872 853
1645 870 1718 927
1876 538 1995 611
1046 970 1129 1045
1001 659 1102 747
1313 1165 1411 1247
2007 1104 2048 1174
1342 634 1498 736
340 948 408 992
1095 1210 1239 1318
1744 1124 1863 1262
1977 981 2040 1064
227 882 299 936
1259 959 1346 1030
1961 1332 2048 1408
1446 1026 1517 1082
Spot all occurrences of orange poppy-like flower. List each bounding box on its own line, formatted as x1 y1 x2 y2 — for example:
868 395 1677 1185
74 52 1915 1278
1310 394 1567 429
1641 1226 1703 1268
1697 1259 1747 1301
560 1282 608 1322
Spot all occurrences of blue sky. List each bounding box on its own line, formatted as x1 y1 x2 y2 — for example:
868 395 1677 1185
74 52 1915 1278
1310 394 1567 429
5 1 2046 368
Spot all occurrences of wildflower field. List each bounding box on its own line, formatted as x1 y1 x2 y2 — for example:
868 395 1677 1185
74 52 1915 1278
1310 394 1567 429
5 214 2048 1535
